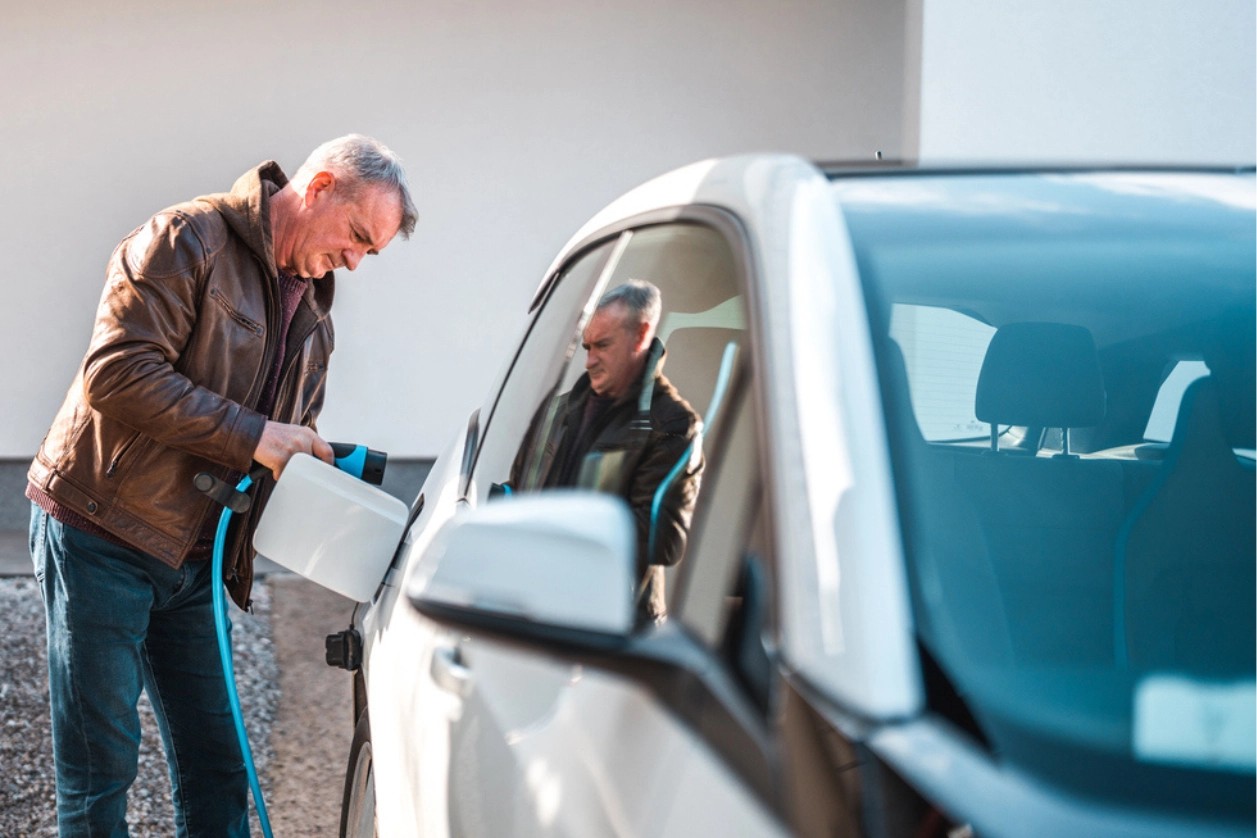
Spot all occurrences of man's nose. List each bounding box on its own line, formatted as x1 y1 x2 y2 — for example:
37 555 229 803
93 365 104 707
343 249 363 271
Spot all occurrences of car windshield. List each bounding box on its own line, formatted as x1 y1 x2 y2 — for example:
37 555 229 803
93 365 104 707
836 170 1256 818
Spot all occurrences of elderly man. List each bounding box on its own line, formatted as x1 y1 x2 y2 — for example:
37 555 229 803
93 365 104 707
26 134 416 836
518 280 703 622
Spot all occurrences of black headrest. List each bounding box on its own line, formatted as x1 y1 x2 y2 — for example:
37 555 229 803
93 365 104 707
976 322 1105 428
1169 376 1231 458
882 339 924 442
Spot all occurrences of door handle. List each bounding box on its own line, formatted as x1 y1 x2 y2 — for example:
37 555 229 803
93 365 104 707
431 644 473 697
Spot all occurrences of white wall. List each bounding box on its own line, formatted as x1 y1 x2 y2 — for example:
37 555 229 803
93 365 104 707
918 0 1256 163
8 1 1250 461
2 0 911 458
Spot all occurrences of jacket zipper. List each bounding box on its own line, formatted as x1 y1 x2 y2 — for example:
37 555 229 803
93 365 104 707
105 433 142 478
225 262 316 597
219 257 278 597
273 306 321 420
241 255 282 411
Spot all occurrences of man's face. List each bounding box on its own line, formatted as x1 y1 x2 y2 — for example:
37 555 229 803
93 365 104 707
288 173 403 279
583 303 649 400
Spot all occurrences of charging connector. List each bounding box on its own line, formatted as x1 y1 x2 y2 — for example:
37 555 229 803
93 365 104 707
329 443 387 485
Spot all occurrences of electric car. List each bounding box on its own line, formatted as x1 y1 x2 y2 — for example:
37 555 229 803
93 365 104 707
327 157 1257 836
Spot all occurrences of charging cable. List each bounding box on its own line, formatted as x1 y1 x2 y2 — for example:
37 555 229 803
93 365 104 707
198 444 386 836
208 469 274 838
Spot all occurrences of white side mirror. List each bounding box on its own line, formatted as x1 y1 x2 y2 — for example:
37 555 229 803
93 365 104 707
408 492 636 635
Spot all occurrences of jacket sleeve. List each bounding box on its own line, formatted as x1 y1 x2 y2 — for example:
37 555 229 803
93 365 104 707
80 211 267 471
625 428 704 570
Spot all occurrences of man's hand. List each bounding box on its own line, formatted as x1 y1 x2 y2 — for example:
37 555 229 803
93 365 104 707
253 421 334 480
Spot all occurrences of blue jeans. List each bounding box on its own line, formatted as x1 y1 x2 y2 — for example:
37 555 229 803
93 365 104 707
29 503 250 837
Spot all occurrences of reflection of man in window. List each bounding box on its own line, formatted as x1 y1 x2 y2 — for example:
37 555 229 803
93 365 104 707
516 280 702 622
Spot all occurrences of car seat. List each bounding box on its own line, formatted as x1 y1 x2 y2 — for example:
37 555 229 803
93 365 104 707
1115 376 1256 676
965 322 1123 663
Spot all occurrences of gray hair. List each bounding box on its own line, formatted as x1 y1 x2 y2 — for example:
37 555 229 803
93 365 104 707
597 279 662 330
299 134 418 239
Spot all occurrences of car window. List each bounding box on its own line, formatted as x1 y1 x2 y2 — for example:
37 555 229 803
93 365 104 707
517 223 748 483
671 381 778 712
673 381 763 645
467 240 615 501
506 219 749 601
841 170 1256 810
889 303 996 443
1143 359 1209 443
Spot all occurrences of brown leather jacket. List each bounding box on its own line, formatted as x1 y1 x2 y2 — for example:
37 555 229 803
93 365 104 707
28 162 334 607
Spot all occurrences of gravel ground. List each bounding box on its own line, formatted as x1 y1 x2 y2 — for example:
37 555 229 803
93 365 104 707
0 573 352 836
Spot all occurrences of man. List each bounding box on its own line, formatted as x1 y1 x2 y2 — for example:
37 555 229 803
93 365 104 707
516 280 703 621
26 134 417 835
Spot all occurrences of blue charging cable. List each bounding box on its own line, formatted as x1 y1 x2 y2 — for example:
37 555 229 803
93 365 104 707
198 444 383 837
210 471 274 838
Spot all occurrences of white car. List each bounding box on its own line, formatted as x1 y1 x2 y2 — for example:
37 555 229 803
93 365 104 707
286 157 1256 836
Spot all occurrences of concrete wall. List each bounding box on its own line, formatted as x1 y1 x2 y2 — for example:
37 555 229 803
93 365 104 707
4 1 1251 530
2 0 912 463
917 0 1256 163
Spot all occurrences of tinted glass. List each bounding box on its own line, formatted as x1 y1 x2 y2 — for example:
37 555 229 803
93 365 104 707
469 240 613 500
838 171 1256 819
507 222 747 618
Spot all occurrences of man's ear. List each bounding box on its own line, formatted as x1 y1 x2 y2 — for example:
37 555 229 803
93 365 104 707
304 170 335 206
635 320 653 352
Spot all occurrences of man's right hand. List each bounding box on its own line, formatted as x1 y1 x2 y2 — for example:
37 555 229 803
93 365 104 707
253 421 334 480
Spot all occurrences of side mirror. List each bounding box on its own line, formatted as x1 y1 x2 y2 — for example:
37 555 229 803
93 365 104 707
407 491 636 636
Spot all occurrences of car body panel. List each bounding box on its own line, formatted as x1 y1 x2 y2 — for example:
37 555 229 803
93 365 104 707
341 156 1254 836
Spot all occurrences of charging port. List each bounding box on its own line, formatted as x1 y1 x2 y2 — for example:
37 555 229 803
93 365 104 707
326 629 363 671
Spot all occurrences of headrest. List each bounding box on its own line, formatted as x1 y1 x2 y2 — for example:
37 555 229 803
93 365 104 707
1170 376 1229 459
976 322 1105 428
882 339 924 442
1203 338 1256 450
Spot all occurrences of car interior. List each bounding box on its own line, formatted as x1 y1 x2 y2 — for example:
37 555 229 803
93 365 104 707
839 171 1255 807
884 310 1255 671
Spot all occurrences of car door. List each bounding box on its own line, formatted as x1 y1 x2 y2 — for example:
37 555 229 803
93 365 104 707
370 238 616 836
424 211 788 835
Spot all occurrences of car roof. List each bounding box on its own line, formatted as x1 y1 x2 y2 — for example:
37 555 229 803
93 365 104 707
532 155 1255 315
818 160 1257 177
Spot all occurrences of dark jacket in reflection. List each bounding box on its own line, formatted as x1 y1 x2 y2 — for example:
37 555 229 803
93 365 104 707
513 342 703 621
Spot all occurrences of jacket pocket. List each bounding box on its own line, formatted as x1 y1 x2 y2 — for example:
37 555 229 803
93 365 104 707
209 287 264 337
105 432 144 479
